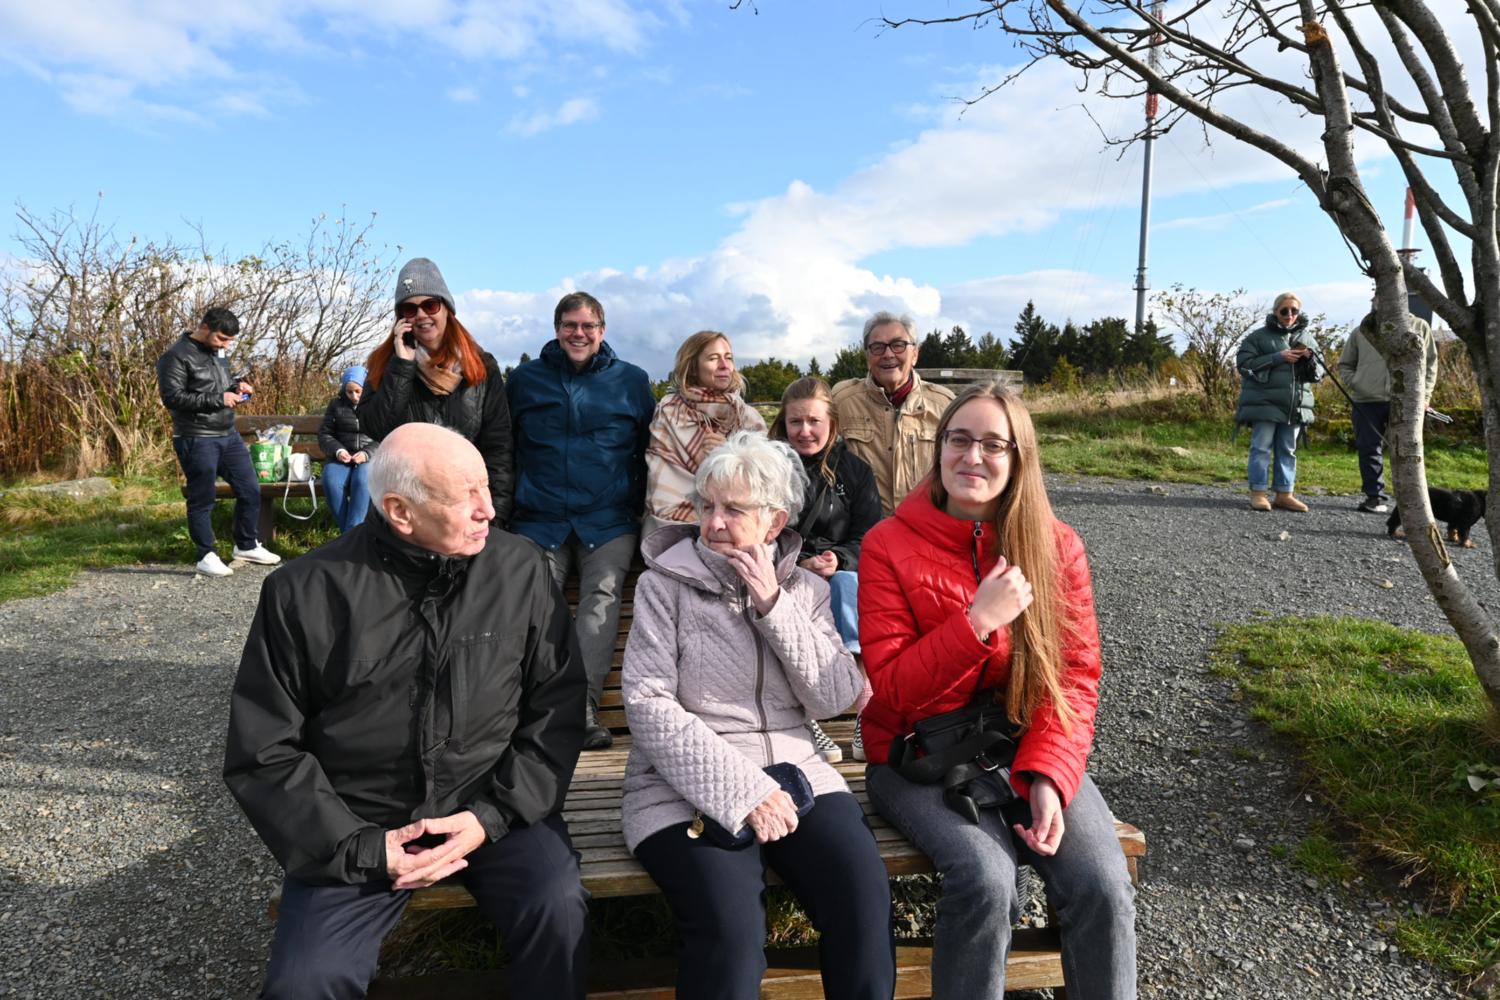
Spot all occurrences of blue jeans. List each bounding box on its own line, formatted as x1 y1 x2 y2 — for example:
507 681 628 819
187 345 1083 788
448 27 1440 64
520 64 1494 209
1247 421 1299 493
829 570 860 654
866 766 1136 1000
322 461 370 534
172 434 261 559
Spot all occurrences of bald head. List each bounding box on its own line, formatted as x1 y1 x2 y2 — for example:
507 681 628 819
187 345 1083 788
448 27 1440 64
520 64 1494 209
369 424 494 556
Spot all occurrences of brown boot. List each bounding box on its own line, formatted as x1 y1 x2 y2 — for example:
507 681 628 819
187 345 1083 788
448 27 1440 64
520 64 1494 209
1273 492 1309 512
1249 491 1271 512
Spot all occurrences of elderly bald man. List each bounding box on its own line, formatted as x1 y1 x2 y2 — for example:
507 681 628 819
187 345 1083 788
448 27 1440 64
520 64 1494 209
225 423 590 1000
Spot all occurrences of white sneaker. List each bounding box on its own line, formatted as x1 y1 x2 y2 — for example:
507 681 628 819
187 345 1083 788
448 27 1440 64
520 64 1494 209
808 720 842 763
196 552 233 577
851 714 867 762
232 544 282 565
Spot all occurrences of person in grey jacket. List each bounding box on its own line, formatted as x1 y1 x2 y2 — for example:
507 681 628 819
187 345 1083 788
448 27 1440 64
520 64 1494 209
155 306 281 577
621 431 894 1000
1337 305 1439 514
1234 292 1320 512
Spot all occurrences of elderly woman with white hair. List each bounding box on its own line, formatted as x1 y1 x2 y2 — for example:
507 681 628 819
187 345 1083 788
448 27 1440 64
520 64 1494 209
621 431 894 1000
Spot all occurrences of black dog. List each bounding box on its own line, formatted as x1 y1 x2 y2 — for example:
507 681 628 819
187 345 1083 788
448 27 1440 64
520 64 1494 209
1387 488 1487 547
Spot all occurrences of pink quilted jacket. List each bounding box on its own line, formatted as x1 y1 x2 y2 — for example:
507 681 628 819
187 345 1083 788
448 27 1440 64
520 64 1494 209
621 524 864 851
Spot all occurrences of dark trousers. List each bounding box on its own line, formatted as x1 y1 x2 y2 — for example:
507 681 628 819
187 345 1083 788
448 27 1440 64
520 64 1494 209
172 434 261 558
261 814 590 1000
1352 400 1391 500
633 791 895 1000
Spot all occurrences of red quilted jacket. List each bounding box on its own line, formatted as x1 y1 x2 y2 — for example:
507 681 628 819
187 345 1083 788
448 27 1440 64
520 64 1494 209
858 484 1102 806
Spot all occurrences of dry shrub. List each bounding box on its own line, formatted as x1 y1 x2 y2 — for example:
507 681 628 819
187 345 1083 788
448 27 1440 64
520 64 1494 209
0 203 395 480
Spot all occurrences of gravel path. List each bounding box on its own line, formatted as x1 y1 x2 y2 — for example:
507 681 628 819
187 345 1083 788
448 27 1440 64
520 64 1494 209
1 477 1491 999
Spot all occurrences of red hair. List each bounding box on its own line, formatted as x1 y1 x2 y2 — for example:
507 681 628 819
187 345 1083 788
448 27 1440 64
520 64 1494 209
365 311 488 392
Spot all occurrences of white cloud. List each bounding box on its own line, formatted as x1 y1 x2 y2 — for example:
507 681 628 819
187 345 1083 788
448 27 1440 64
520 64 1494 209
1156 199 1296 233
446 86 480 103
0 0 663 119
507 96 601 137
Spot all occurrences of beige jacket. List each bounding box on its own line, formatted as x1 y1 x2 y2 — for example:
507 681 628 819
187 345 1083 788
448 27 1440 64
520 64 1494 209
831 373 955 516
620 524 864 851
1337 313 1438 404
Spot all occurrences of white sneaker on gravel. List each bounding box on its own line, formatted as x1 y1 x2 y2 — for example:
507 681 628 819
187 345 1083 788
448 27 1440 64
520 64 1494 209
196 552 233 577
232 544 282 565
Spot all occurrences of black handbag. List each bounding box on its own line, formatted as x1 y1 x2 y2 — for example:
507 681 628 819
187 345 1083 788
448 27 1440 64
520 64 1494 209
689 762 816 848
888 682 1020 824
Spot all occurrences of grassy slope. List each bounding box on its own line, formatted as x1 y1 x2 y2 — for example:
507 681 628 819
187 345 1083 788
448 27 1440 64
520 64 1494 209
1214 617 1499 976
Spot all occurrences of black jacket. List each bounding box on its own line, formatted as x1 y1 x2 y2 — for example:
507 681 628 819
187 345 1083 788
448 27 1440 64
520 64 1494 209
794 441 882 571
156 333 236 437
223 516 586 885
359 354 515 524
317 394 375 463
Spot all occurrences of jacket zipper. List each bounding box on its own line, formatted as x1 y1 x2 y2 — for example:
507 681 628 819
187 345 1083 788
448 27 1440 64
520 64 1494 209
742 583 774 763
970 521 989 690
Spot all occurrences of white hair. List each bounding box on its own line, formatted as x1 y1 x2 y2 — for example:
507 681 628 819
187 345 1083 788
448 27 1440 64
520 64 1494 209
364 423 472 517
862 310 915 345
692 431 807 522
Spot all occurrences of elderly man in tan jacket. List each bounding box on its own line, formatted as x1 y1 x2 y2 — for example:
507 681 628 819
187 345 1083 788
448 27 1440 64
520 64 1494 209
831 311 956 517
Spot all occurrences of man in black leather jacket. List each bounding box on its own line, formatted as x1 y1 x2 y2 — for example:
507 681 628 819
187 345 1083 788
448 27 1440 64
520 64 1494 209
155 307 280 576
225 422 590 1000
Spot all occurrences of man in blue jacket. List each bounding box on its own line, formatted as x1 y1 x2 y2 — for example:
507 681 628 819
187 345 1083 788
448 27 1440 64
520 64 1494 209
508 292 657 749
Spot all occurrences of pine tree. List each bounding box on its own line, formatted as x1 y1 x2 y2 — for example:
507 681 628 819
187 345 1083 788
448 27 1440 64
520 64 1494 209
1009 302 1059 385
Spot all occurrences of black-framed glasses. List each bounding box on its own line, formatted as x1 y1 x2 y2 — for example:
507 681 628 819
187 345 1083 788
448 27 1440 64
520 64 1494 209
397 298 444 320
558 321 603 334
941 430 1017 457
866 339 913 357
1277 306 1301 318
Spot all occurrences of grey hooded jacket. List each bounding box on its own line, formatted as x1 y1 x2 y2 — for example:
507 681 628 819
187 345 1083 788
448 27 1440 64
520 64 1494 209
620 524 865 851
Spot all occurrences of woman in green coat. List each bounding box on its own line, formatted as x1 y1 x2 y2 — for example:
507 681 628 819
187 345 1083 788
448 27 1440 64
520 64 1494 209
1235 292 1319 511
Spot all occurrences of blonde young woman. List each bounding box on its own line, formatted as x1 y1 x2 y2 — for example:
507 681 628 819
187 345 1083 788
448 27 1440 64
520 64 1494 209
858 380 1136 1000
644 330 767 536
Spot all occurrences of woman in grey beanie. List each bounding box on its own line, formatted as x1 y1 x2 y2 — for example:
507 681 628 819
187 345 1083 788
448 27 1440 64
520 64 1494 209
359 257 514 523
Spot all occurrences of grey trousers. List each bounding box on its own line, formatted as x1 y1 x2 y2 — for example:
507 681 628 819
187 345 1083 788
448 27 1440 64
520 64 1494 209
866 766 1136 1000
542 532 636 704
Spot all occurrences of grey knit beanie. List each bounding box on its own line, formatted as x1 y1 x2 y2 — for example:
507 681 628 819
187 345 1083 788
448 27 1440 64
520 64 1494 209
394 258 456 313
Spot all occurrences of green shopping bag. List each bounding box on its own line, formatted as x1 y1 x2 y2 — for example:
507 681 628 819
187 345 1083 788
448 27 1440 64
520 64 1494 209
250 441 288 483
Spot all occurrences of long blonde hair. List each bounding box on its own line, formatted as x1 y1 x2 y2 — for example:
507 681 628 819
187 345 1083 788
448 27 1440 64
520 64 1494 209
671 330 746 395
927 379 1076 733
769 377 838 486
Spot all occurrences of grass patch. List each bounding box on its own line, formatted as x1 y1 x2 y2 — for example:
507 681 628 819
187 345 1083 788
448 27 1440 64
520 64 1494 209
1033 393 1489 492
1212 616 1500 975
0 472 339 603
1293 830 1361 885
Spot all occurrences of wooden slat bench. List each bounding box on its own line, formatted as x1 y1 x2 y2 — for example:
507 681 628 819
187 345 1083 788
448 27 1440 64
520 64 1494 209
180 413 327 542
276 570 1148 997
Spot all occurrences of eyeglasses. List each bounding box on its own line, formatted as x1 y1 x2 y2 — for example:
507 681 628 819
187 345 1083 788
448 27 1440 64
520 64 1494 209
941 430 1017 457
558 321 603 334
866 339 913 357
396 298 444 320
1277 307 1301 318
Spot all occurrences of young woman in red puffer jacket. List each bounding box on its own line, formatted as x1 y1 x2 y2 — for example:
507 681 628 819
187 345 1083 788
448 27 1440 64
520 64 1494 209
858 379 1136 1000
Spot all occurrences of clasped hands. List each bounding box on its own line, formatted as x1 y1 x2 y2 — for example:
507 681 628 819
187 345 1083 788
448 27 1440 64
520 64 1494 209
384 810 486 890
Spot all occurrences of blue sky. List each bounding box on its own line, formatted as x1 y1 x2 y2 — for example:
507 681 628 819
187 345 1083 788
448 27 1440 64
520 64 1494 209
0 1 1465 379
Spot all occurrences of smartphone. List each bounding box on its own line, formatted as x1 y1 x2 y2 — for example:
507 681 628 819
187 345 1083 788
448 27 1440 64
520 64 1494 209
402 331 416 348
